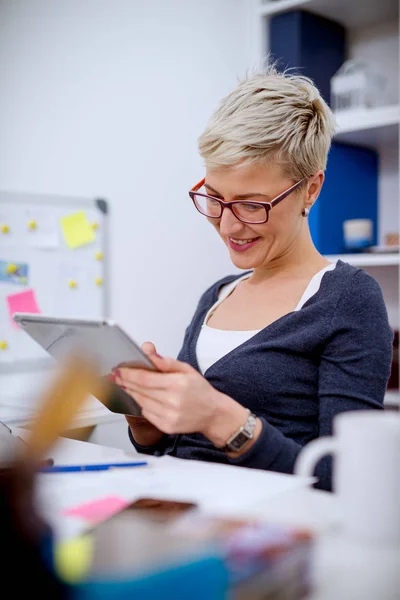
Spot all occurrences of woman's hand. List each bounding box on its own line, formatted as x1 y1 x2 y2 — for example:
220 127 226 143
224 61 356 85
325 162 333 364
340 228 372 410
114 343 252 449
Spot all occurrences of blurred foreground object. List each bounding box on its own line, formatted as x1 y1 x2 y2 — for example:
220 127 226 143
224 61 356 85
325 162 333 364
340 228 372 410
0 420 25 467
1 355 313 599
0 459 70 597
24 352 110 462
170 514 314 600
0 352 109 598
0 356 228 599
84 508 313 600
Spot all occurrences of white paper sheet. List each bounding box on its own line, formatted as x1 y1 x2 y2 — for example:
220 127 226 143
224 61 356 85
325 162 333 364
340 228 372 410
36 456 314 540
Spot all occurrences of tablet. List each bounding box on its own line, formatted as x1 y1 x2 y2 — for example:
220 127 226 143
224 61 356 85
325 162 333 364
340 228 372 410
13 313 157 416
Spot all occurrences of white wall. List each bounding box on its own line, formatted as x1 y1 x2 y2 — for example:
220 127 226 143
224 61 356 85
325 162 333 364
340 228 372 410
0 0 260 404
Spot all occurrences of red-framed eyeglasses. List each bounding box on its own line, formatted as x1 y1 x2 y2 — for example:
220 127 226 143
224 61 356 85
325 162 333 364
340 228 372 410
189 177 307 224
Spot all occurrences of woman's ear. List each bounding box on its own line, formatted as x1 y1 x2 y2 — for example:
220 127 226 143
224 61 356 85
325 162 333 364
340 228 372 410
306 171 324 210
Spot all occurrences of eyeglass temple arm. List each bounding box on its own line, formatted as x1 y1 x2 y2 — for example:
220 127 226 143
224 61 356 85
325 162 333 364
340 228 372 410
270 178 307 208
191 178 206 192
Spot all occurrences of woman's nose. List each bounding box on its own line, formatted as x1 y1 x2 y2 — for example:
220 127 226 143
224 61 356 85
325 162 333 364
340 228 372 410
218 206 243 235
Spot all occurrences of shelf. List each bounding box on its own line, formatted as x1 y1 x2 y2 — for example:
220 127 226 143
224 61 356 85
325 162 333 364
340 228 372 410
259 0 398 29
333 105 400 150
385 391 400 408
325 253 400 267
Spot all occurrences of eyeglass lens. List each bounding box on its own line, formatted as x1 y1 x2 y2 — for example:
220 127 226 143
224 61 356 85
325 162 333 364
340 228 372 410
193 194 268 223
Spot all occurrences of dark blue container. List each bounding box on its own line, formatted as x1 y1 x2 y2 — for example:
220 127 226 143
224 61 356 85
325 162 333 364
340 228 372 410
269 9 346 105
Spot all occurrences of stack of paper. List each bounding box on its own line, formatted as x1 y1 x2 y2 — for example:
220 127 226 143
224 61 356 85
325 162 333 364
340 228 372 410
36 456 314 541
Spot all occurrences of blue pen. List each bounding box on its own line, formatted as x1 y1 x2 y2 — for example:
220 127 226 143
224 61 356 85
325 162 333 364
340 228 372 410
39 461 148 473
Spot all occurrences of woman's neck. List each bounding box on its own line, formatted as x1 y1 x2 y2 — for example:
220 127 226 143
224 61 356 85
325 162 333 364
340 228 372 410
249 231 329 285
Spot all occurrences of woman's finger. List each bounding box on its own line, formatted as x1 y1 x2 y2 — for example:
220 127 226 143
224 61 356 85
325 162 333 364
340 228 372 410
124 389 165 419
132 394 173 428
141 406 177 434
117 380 174 408
149 354 193 374
141 341 157 356
116 369 178 391
127 395 168 432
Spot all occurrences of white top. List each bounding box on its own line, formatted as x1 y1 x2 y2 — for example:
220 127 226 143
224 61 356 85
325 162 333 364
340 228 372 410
196 262 337 374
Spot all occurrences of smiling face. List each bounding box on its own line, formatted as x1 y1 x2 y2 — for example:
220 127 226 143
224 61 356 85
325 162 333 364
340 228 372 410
204 161 322 272
196 69 335 274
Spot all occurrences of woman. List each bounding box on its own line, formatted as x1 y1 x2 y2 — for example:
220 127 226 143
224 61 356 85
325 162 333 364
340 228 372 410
115 67 393 491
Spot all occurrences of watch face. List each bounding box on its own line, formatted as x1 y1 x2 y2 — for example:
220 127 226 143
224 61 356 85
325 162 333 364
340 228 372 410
230 431 249 451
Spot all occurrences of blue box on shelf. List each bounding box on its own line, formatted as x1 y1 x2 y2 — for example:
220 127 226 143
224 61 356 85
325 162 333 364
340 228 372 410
269 9 346 105
309 142 378 255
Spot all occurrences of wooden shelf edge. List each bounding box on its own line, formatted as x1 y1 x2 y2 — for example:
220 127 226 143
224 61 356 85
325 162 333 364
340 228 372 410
385 391 400 408
334 105 400 136
325 253 400 267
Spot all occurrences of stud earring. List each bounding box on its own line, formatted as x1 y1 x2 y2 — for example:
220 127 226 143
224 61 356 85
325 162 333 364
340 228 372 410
302 207 310 217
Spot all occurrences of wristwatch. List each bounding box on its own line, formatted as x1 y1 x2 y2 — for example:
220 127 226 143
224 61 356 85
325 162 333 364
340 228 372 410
222 410 258 453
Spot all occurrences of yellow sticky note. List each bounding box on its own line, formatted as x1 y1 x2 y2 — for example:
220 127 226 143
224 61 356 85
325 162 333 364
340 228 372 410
60 211 96 249
0 341 8 350
55 534 93 583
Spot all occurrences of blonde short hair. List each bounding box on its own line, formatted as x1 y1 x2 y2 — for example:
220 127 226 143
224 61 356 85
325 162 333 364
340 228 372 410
198 65 336 181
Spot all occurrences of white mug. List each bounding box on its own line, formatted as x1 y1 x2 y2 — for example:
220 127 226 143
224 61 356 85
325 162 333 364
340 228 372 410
294 410 400 545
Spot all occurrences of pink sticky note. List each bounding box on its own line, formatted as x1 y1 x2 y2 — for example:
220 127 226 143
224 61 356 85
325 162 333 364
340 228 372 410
62 495 129 523
7 289 41 328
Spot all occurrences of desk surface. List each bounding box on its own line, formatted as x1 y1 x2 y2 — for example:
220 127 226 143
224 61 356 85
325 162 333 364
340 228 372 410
11 429 400 600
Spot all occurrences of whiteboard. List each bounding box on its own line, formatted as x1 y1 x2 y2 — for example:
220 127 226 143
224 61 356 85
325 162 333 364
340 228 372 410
0 191 109 373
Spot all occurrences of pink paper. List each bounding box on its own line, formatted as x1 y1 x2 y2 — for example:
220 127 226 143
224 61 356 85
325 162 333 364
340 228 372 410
7 289 41 328
62 495 130 523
